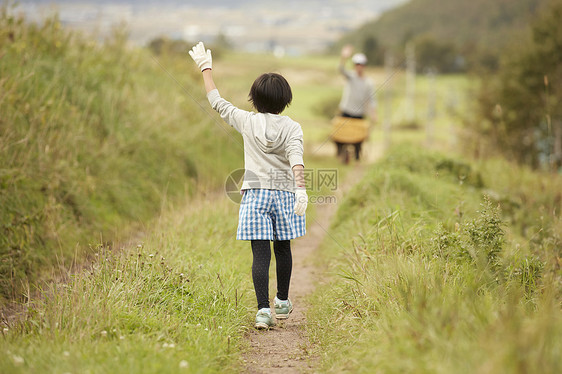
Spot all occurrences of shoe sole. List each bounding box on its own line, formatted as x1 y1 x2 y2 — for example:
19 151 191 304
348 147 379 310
255 322 272 330
275 307 293 320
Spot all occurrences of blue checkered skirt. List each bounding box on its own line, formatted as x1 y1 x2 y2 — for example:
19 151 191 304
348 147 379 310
237 189 306 241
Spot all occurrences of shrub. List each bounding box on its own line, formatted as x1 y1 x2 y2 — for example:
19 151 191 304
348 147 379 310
0 7 242 300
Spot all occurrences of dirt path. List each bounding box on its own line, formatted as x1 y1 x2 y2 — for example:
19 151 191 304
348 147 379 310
243 141 378 373
242 208 327 372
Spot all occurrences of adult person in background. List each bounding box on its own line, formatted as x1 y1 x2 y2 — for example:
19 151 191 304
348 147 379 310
336 45 376 161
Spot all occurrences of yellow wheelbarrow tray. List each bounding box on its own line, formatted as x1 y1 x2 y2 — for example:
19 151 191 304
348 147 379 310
330 116 369 144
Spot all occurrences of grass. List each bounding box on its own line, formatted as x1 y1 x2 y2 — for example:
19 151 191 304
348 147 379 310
0 197 255 373
0 9 243 301
307 146 562 373
4 5 560 374
0 10 356 372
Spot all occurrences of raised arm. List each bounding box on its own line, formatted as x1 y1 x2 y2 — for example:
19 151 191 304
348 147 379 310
189 42 251 133
189 42 216 92
202 69 216 93
339 44 353 79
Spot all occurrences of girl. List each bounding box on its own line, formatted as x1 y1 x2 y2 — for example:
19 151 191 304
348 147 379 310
189 42 307 329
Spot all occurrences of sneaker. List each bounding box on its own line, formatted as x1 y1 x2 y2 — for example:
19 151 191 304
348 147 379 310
255 308 275 330
274 297 293 319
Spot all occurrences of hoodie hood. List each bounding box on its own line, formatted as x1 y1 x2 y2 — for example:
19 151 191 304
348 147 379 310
253 113 285 153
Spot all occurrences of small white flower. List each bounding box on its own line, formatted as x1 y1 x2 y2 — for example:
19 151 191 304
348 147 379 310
196 323 201 327
63 351 70 357
149 254 155 258
179 360 189 369
100 330 107 337
163 343 169 348
137 244 142 248
218 326 223 329
119 335 125 340
3 327 8 333
112 328 117 333
204 328 208 331
13 355 24 365
168 343 175 348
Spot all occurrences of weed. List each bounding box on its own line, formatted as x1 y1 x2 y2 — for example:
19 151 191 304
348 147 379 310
0 7 243 300
309 147 561 373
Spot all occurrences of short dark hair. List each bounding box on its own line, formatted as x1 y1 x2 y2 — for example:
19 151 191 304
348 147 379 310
248 73 292 114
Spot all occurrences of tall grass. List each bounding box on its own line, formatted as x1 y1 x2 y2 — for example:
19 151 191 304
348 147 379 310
0 196 254 373
0 7 243 301
309 146 562 373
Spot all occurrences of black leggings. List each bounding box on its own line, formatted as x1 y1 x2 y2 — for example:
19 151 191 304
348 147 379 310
336 141 362 160
251 240 292 309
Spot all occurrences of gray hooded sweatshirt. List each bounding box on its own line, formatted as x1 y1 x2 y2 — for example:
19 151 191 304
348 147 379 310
207 89 304 193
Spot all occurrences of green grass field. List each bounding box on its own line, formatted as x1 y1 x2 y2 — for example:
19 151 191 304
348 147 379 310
0 11 244 301
308 147 562 373
2 8 561 374
0 198 254 373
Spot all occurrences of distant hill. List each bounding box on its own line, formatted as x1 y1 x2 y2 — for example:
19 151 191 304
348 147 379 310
17 0 408 53
339 0 549 70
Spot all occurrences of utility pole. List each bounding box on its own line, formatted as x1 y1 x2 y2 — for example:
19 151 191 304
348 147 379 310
426 68 436 148
405 42 416 124
384 51 394 150
554 120 562 171
447 86 458 149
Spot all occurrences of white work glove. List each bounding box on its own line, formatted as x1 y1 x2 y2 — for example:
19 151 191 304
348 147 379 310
188 42 212 71
341 44 353 59
294 188 308 216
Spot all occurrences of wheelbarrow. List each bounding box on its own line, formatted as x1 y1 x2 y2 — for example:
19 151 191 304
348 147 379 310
330 116 369 164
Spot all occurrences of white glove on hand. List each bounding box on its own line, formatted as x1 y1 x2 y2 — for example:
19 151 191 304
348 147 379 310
188 42 212 71
294 188 308 216
341 44 353 59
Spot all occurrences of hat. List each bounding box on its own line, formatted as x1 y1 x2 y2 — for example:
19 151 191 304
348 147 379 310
352 53 367 65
